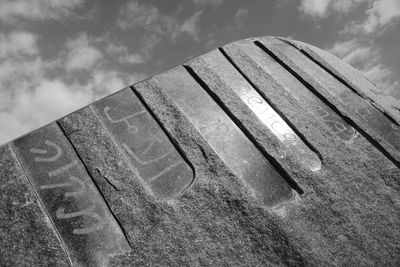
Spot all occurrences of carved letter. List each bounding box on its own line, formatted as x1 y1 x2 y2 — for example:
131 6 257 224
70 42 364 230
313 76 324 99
104 106 145 134
48 160 79 177
30 140 62 162
123 143 172 165
40 175 87 198
56 204 105 235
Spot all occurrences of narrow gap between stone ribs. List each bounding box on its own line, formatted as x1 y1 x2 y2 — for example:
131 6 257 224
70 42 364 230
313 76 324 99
254 40 400 170
9 141 73 266
56 121 133 249
218 46 323 163
279 37 400 128
182 64 304 195
129 85 196 194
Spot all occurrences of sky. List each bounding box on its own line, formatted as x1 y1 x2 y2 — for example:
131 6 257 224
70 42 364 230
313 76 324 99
0 0 399 145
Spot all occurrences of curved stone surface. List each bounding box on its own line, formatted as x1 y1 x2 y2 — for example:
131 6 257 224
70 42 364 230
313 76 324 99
256 37 400 168
0 144 70 266
283 38 400 126
188 49 322 172
154 66 295 206
92 87 194 199
1 36 400 266
12 123 130 266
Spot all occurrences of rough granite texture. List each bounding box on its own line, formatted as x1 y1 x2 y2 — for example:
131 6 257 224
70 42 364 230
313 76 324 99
1 36 400 266
256 37 400 169
0 144 69 266
283 37 400 126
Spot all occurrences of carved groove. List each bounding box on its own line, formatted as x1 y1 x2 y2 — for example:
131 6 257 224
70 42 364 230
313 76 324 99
218 46 323 164
92 88 194 199
129 86 196 195
57 121 133 249
183 64 304 195
254 40 400 169
280 38 400 127
9 142 73 266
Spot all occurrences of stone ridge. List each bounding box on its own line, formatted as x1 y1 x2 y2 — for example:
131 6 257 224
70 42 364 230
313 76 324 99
1 36 400 266
282 37 400 125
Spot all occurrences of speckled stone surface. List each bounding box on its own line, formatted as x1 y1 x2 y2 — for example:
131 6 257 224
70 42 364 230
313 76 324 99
0 144 69 266
1 36 400 266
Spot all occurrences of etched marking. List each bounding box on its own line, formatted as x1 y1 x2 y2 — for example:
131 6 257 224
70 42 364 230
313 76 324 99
13 123 130 265
198 50 321 172
230 40 357 143
48 160 78 177
92 87 194 199
262 38 400 150
40 182 71 190
30 140 62 162
155 66 295 206
122 143 172 165
56 204 105 235
104 106 145 134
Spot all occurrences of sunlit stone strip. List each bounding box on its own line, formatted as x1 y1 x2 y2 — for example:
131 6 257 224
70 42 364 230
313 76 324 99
259 37 400 152
198 50 321 172
155 66 295 207
225 39 357 144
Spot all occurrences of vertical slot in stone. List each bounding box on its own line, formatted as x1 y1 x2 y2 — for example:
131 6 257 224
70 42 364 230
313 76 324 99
13 123 130 266
228 40 357 143
195 49 321 172
259 38 400 152
92 87 194 199
155 66 295 207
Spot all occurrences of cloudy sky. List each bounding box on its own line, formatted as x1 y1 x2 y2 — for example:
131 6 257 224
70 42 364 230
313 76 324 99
0 0 399 145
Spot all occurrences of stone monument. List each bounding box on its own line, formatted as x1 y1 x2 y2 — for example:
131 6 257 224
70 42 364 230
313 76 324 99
1 36 400 266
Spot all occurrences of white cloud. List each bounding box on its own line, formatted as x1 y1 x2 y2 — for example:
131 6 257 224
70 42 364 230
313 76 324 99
116 1 203 63
0 79 92 144
355 0 400 33
0 29 144 145
103 39 149 65
297 0 400 98
118 53 146 65
117 1 203 41
0 0 84 23
87 70 145 97
235 7 248 28
299 0 332 18
328 40 380 67
0 32 43 109
117 1 159 30
299 0 369 19
0 31 39 58
180 11 203 40
0 68 142 145
328 40 398 97
335 0 369 12
106 43 128 55
189 0 223 7
64 33 102 71
298 0 400 34
236 8 248 20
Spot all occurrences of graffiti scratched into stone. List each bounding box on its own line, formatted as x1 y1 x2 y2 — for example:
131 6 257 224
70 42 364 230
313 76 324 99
262 38 400 150
155 66 294 206
198 50 321 172
92 88 194 199
231 40 357 143
13 123 130 265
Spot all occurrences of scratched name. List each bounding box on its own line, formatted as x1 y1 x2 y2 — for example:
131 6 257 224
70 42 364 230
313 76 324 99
199 50 321 171
230 40 357 143
13 123 130 265
93 87 194 199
